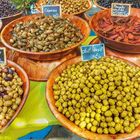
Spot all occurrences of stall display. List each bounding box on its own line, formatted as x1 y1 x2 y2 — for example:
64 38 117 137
1 0 140 139
36 0 92 15
94 0 140 9
90 8 140 53
0 60 29 133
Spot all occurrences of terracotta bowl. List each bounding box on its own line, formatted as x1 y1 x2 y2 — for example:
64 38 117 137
1 14 90 61
0 60 29 133
94 0 106 10
46 56 140 140
89 8 140 54
35 0 92 16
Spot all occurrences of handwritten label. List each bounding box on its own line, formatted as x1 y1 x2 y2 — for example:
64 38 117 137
42 5 61 17
30 4 40 14
0 48 6 65
81 44 105 61
111 3 131 17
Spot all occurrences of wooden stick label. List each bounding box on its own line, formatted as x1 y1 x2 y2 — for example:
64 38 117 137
111 3 131 17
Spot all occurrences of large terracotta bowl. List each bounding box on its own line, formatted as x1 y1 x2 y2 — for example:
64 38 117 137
1 14 90 61
46 56 140 140
90 8 140 53
35 0 92 16
0 60 29 133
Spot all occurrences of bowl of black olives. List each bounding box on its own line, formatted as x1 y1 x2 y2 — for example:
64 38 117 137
0 0 23 27
46 56 140 140
94 0 140 10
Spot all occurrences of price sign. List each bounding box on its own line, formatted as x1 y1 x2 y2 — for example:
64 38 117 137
81 44 105 61
42 5 61 17
111 3 131 17
0 48 6 65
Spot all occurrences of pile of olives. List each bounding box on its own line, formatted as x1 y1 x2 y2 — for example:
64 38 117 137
0 0 20 18
0 66 23 129
97 0 140 9
53 57 140 134
10 15 83 52
52 0 89 14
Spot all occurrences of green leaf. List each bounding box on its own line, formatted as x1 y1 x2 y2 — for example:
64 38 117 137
11 0 38 10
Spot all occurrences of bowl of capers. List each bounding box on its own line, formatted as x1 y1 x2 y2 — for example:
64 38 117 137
0 60 29 133
36 0 92 16
1 14 90 61
46 56 140 139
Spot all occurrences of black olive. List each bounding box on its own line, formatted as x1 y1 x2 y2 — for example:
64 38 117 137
0 92 5 97
7 68 14 75
4 76 12 81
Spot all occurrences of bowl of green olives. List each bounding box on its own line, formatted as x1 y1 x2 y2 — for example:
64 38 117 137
46 56 140 139
0 60 29 133
1 14 90 61
36 0 92 16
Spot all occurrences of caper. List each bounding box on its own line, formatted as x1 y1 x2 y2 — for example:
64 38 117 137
10 15 83 53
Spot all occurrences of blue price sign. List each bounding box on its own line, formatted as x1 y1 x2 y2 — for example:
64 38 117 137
81 44 105 61
30 4 40 14
0 48 6 65
42 5 61 17
111 3 131 17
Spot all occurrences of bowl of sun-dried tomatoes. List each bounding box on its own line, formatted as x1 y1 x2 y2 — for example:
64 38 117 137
90 8 140 53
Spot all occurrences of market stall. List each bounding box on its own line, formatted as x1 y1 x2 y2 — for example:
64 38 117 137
0 0 140 140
